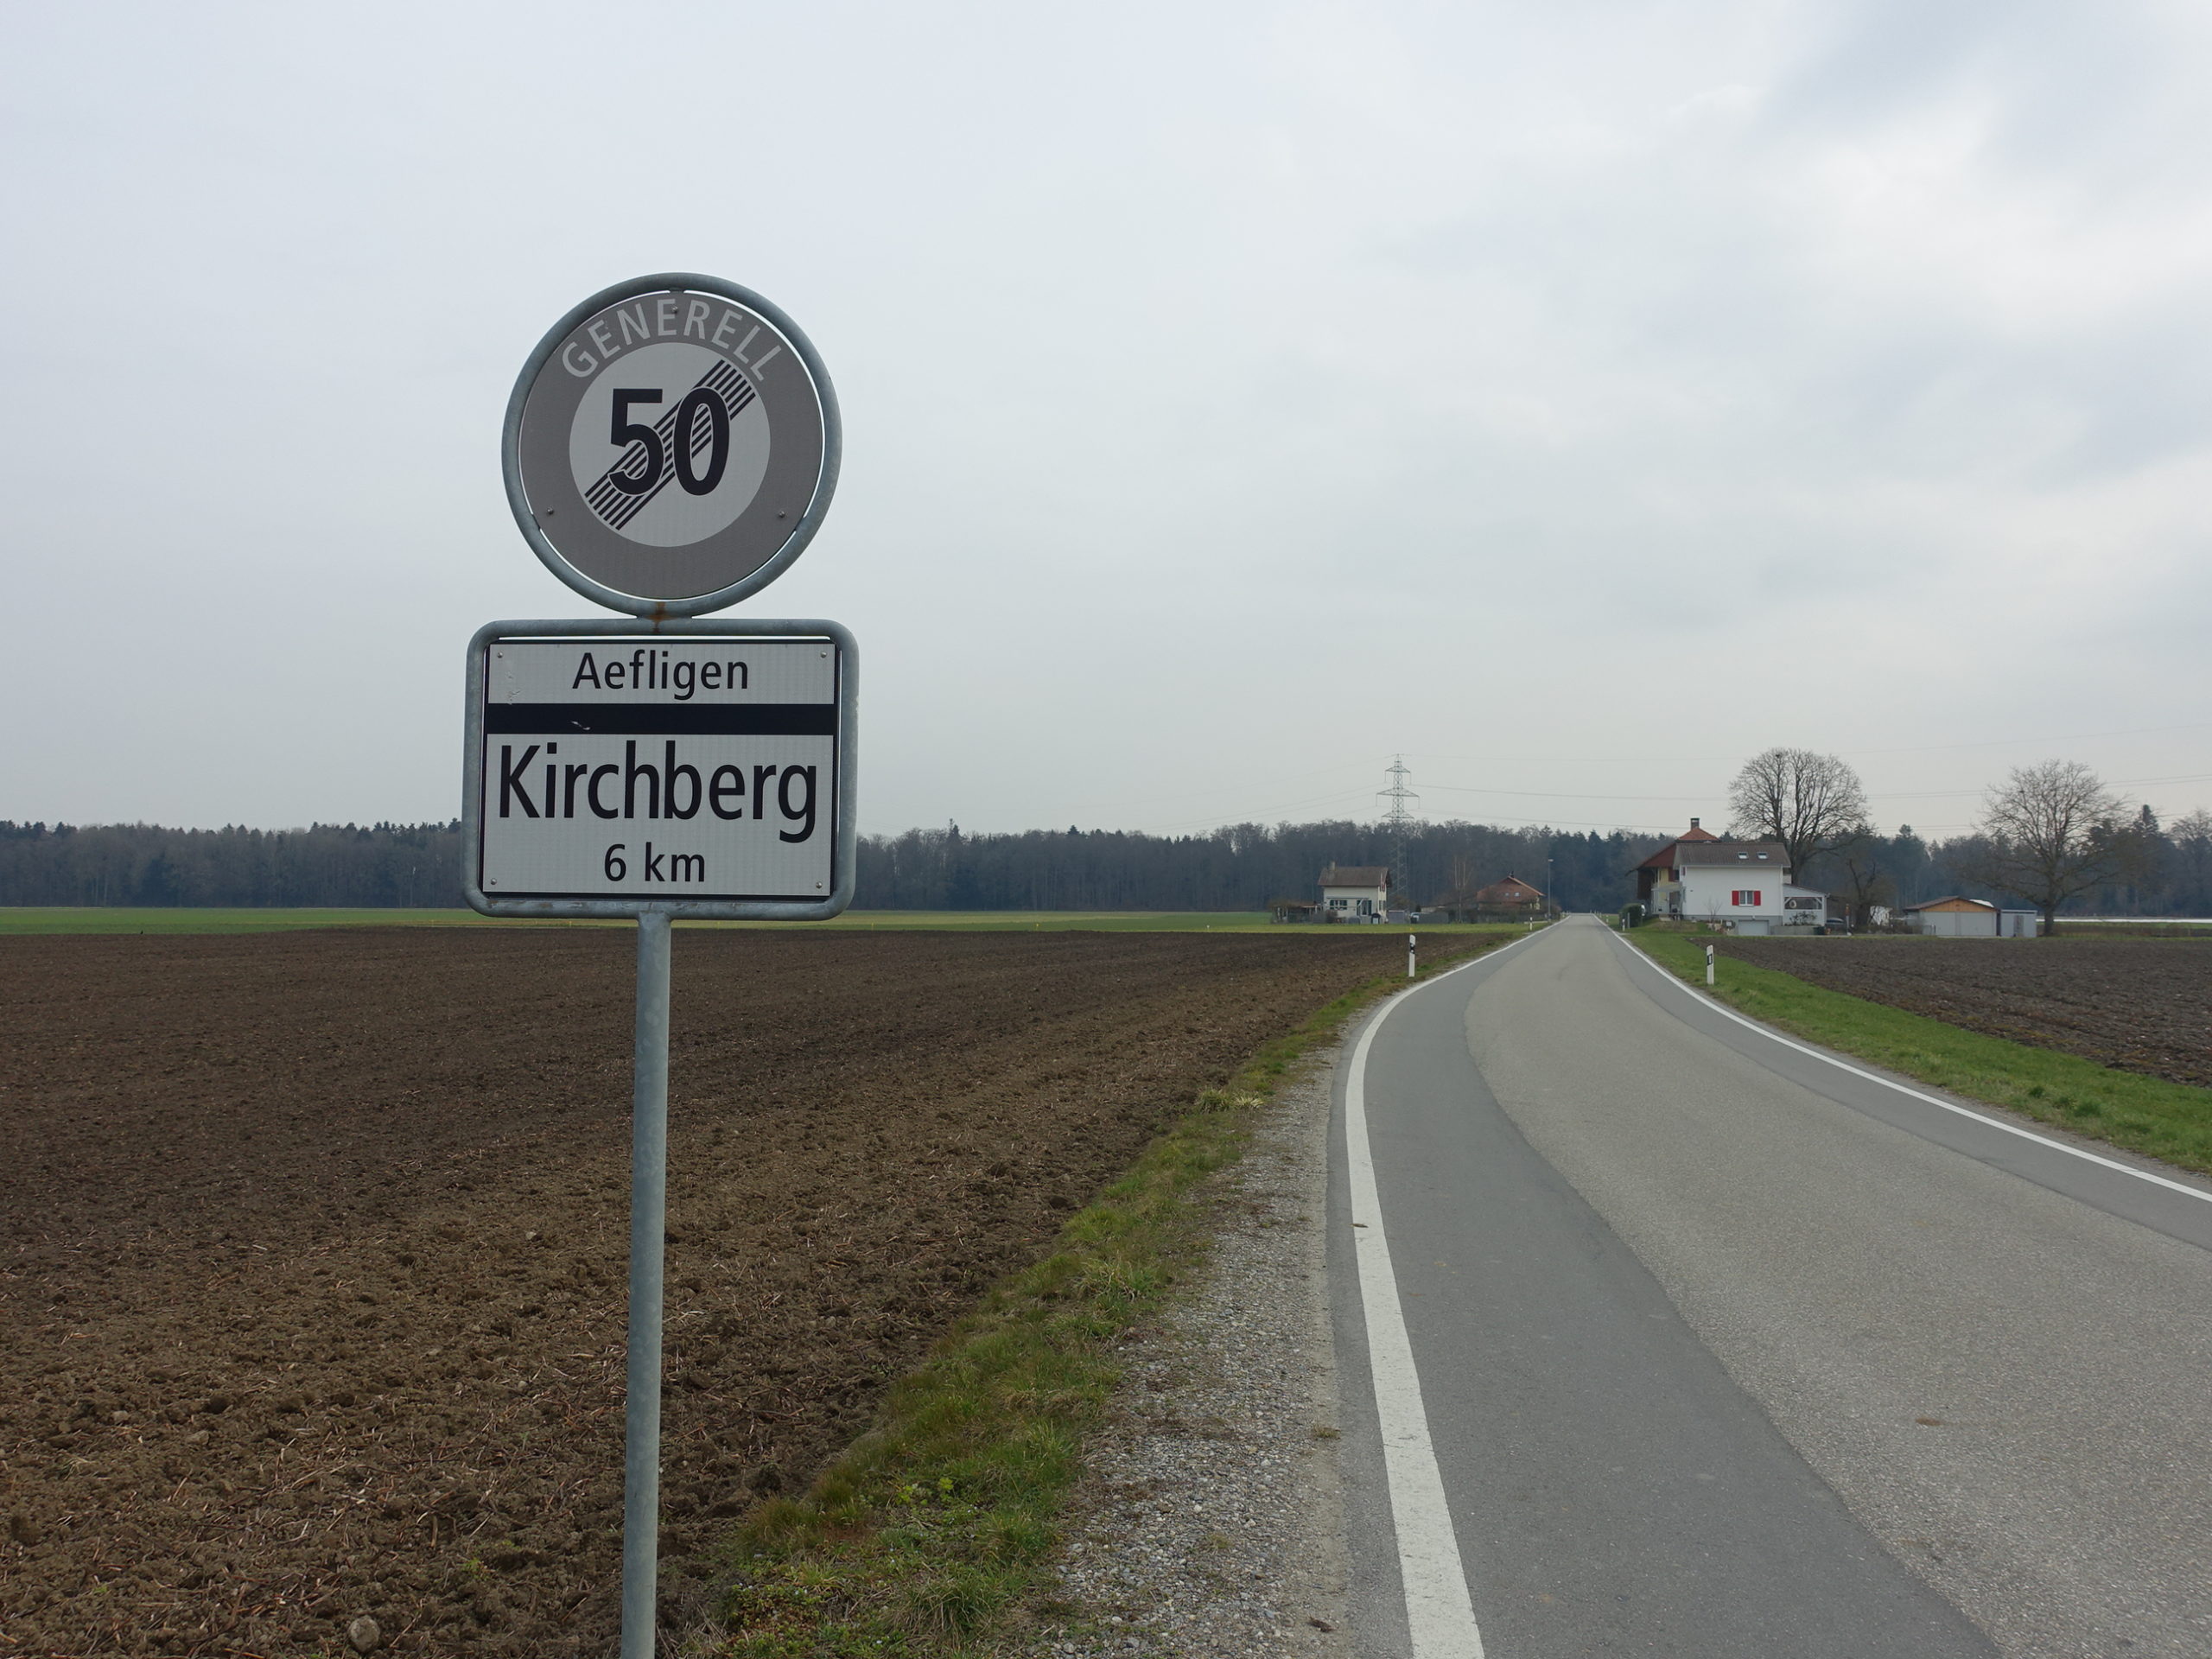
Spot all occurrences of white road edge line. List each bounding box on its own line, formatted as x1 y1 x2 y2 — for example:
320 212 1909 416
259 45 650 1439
1344 925 1546 1657
1609 927 2212 1207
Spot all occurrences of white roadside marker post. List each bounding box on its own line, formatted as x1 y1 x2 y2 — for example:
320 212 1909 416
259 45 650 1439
1706 943 1716 986
1408 932 1417 979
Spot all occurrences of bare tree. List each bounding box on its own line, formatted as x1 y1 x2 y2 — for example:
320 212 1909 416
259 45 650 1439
1966 760 2128 934
1726 748 1871 880
1836 836 1893 929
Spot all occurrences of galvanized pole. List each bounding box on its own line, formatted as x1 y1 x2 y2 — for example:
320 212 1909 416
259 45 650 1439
620 909 672 1659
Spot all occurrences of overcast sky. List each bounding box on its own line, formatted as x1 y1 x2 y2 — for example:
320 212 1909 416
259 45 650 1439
6 0 2210 842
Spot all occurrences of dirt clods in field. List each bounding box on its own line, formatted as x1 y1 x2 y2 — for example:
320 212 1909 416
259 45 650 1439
1719 936 2212 1088
0 926 1417 1656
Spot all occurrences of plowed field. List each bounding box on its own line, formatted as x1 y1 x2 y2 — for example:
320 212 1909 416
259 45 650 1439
0 927 1432 1656
1718 937 2212 1088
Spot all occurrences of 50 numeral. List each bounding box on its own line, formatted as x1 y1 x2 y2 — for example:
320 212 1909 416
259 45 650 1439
607 387 731 497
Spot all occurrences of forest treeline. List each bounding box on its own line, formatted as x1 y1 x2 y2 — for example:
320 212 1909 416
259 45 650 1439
855 821 1661 912
0 821 469 909
856 815 2212 916
0 817 1651 912
3 812 2209 915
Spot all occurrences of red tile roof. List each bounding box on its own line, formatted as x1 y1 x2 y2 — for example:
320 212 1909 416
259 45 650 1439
1634 820 1722 869
1636 829 1785 873
1473 876 1544 903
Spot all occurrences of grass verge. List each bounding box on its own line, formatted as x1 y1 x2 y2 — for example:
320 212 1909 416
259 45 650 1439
695 931 1515 1657
1627 924 2212 1176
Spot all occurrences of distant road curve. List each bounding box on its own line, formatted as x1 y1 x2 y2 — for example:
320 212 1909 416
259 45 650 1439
1331 915 2212 1658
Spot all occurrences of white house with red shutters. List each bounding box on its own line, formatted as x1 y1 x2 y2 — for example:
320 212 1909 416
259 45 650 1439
1632 819 1827 934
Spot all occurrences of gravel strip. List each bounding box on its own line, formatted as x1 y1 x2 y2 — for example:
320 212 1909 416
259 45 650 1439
1042 1054 1352 1657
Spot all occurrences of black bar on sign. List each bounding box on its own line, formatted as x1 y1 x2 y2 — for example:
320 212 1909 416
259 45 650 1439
485 702 836 735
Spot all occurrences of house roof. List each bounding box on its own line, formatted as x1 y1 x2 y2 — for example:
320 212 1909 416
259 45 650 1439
1904 896 1996 912
1319 865 1389 887
1672 841 1788 868
1634 820 1723 870
1640 838 1789 872
1473 876 1544 901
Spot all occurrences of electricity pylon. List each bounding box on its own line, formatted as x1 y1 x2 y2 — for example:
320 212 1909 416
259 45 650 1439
1379 755 1420 908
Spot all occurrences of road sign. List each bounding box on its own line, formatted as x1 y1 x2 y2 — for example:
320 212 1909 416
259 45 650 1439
503 274 840 617
463 620 855 919
478 274 853 1659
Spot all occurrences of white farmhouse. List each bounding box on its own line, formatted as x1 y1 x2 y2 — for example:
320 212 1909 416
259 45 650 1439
1633 820 1827 935
1318 864 1390 921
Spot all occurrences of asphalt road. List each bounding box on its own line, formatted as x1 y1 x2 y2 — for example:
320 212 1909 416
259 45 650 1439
1331 917 2212 1658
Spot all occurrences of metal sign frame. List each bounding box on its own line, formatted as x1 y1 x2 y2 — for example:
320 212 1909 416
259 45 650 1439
461 616 858 920
500 273 842 618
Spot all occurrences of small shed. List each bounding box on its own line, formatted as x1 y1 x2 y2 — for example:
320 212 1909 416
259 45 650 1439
1999 910 2040 938
1905 896 1999 938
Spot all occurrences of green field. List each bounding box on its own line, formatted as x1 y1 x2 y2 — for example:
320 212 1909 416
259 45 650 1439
0 906 1522 937
1627 924 2212 1176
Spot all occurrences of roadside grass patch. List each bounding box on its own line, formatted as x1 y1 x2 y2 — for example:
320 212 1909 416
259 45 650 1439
1629 925 2212 1175
697 931 1513 1656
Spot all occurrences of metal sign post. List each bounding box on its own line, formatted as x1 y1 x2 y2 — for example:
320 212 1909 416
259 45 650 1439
624 907 671 1646
468 274 850 1658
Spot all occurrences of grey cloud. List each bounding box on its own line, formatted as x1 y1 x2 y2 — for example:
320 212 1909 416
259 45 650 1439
1 0 2207 838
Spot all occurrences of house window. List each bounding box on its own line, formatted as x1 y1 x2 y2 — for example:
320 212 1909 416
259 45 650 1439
1731 889 1763 907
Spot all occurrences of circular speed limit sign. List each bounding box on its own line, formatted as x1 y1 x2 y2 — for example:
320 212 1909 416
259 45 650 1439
503 274 840 615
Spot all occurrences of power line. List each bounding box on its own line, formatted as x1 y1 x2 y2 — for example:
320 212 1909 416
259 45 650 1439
1400 720 2212 769
1132 783 1376 836
1113 766 2211 842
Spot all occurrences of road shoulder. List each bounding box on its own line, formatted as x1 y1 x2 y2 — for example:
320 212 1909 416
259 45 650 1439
1045 1051 1352 1657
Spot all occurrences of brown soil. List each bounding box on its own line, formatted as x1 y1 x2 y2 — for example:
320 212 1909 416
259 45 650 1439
0 926 1427 1657
1719 936 2212 1088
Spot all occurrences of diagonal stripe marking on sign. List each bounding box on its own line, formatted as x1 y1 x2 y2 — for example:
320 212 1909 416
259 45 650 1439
587 360 757 531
